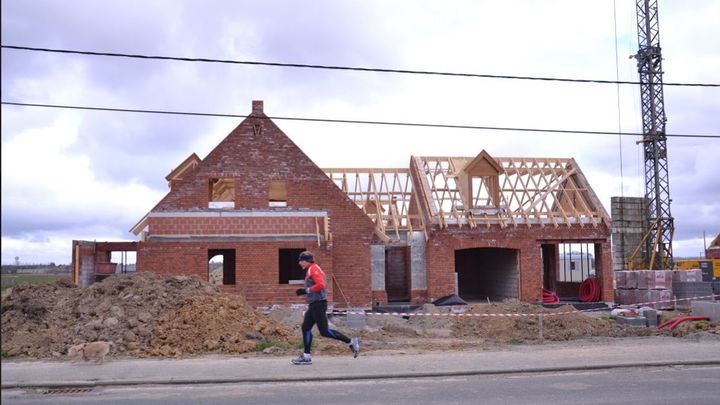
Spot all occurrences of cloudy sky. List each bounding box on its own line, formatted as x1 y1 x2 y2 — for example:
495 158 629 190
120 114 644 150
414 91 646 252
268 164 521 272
2 0 718 265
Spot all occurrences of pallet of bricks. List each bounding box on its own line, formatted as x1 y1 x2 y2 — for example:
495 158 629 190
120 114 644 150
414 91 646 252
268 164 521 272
615 270 673 309
615 269 707 309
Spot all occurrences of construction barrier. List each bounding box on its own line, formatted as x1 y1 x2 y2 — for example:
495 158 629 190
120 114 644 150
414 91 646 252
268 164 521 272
328 294 720 318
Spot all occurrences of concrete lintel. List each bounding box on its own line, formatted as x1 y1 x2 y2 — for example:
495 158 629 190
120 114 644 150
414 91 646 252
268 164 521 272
147 235 321 242
148 210 328 218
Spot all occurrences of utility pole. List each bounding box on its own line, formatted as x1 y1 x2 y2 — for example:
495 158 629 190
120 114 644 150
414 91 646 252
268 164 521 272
633 0 674 270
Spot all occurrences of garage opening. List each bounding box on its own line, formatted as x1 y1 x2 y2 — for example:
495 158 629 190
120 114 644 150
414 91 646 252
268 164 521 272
385 246 410 302
455 248 518 301
208 249 236 285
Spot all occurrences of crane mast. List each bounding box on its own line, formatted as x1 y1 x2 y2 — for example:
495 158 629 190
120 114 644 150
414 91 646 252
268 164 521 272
634 0 674 270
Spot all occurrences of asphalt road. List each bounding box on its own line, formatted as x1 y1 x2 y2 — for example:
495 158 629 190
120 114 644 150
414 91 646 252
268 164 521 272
3 365 719 405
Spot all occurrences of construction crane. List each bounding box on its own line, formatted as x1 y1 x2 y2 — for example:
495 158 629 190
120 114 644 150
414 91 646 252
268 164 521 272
633 0 674 270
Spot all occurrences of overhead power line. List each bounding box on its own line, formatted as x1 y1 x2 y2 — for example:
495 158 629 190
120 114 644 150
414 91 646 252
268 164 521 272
2 45 719 88
3 101 718 139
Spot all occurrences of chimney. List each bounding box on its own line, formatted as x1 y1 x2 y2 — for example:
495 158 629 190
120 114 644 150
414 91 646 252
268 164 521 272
252 100 264 114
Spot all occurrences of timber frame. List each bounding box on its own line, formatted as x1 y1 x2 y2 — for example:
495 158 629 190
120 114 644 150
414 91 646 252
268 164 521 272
324 151 610 241
324 168 424 242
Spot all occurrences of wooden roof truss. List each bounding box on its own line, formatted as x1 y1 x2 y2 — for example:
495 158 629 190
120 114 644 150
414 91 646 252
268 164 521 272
323 156 609 236
416 156 610 229
324 168 425 241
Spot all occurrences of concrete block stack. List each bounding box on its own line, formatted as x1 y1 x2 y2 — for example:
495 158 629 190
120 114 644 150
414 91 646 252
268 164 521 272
614 270 672 309
691 300 720 322
672 269 703 282
672 269 713 309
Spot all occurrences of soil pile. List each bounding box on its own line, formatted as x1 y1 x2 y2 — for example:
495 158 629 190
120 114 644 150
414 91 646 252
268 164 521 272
323 300 663 353
2 275 717 360
1 273 295 358
148 294 298 357
452 301 653 343
1 279 78 357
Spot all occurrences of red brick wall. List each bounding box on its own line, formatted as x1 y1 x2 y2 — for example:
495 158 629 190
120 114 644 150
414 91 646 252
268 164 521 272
138 103 375 308
595 241 613 302
371 290 388 307
148 216 319 235
410 289 429 304
138 240 336 306
424 224 612 303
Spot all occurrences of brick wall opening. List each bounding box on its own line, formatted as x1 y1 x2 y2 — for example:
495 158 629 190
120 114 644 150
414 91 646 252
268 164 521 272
553 242 598 299
385 246 410 302
455 248 518 301
470 176 495 207
208 249 236 285
542 244 558 291
278 248 305 284
209 178 235 209
268 181 288 207
558 243 596 282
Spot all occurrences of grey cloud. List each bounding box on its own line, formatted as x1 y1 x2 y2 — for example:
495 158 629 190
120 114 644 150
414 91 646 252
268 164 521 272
0 200 135 237
2 0 718 263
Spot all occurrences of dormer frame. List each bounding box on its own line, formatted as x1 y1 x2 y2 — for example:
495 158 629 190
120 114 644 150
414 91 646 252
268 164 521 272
460 150 502 209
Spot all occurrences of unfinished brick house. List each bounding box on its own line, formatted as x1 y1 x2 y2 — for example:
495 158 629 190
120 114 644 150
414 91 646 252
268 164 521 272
124 100 613 308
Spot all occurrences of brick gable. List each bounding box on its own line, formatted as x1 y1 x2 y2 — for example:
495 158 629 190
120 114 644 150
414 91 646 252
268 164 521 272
137 101 375 307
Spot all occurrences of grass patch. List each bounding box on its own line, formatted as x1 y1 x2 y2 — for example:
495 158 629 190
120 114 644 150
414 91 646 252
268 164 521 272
254 339 295 352
1 274 70 291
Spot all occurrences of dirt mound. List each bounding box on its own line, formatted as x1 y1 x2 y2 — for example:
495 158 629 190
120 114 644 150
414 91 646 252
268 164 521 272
147 295 298 357
1 273 291 359
3 275 717 360
453 301 652 343
1 278 78 357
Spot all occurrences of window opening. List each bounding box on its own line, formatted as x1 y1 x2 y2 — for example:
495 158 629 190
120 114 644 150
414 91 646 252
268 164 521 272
269 181 287 207
209 178 235 209
471 176 494 207
110 251 137 273
558 243 595 282
279 248 305 284
208 249 236 285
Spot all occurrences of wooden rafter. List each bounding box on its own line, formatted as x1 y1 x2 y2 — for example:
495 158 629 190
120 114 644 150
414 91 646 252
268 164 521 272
415 156 611 228
324 168 425 240
324 155 610 233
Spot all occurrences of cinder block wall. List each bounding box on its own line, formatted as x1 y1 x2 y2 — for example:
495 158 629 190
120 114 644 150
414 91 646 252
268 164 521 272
611 196 647 271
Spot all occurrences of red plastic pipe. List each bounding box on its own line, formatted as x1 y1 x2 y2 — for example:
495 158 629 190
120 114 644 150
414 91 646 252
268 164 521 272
542 288 560 304
579 277 600 302
657 316 710 330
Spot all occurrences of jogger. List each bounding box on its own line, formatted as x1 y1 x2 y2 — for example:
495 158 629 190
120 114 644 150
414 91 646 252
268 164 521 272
301 300 351 353
292 251 359 365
